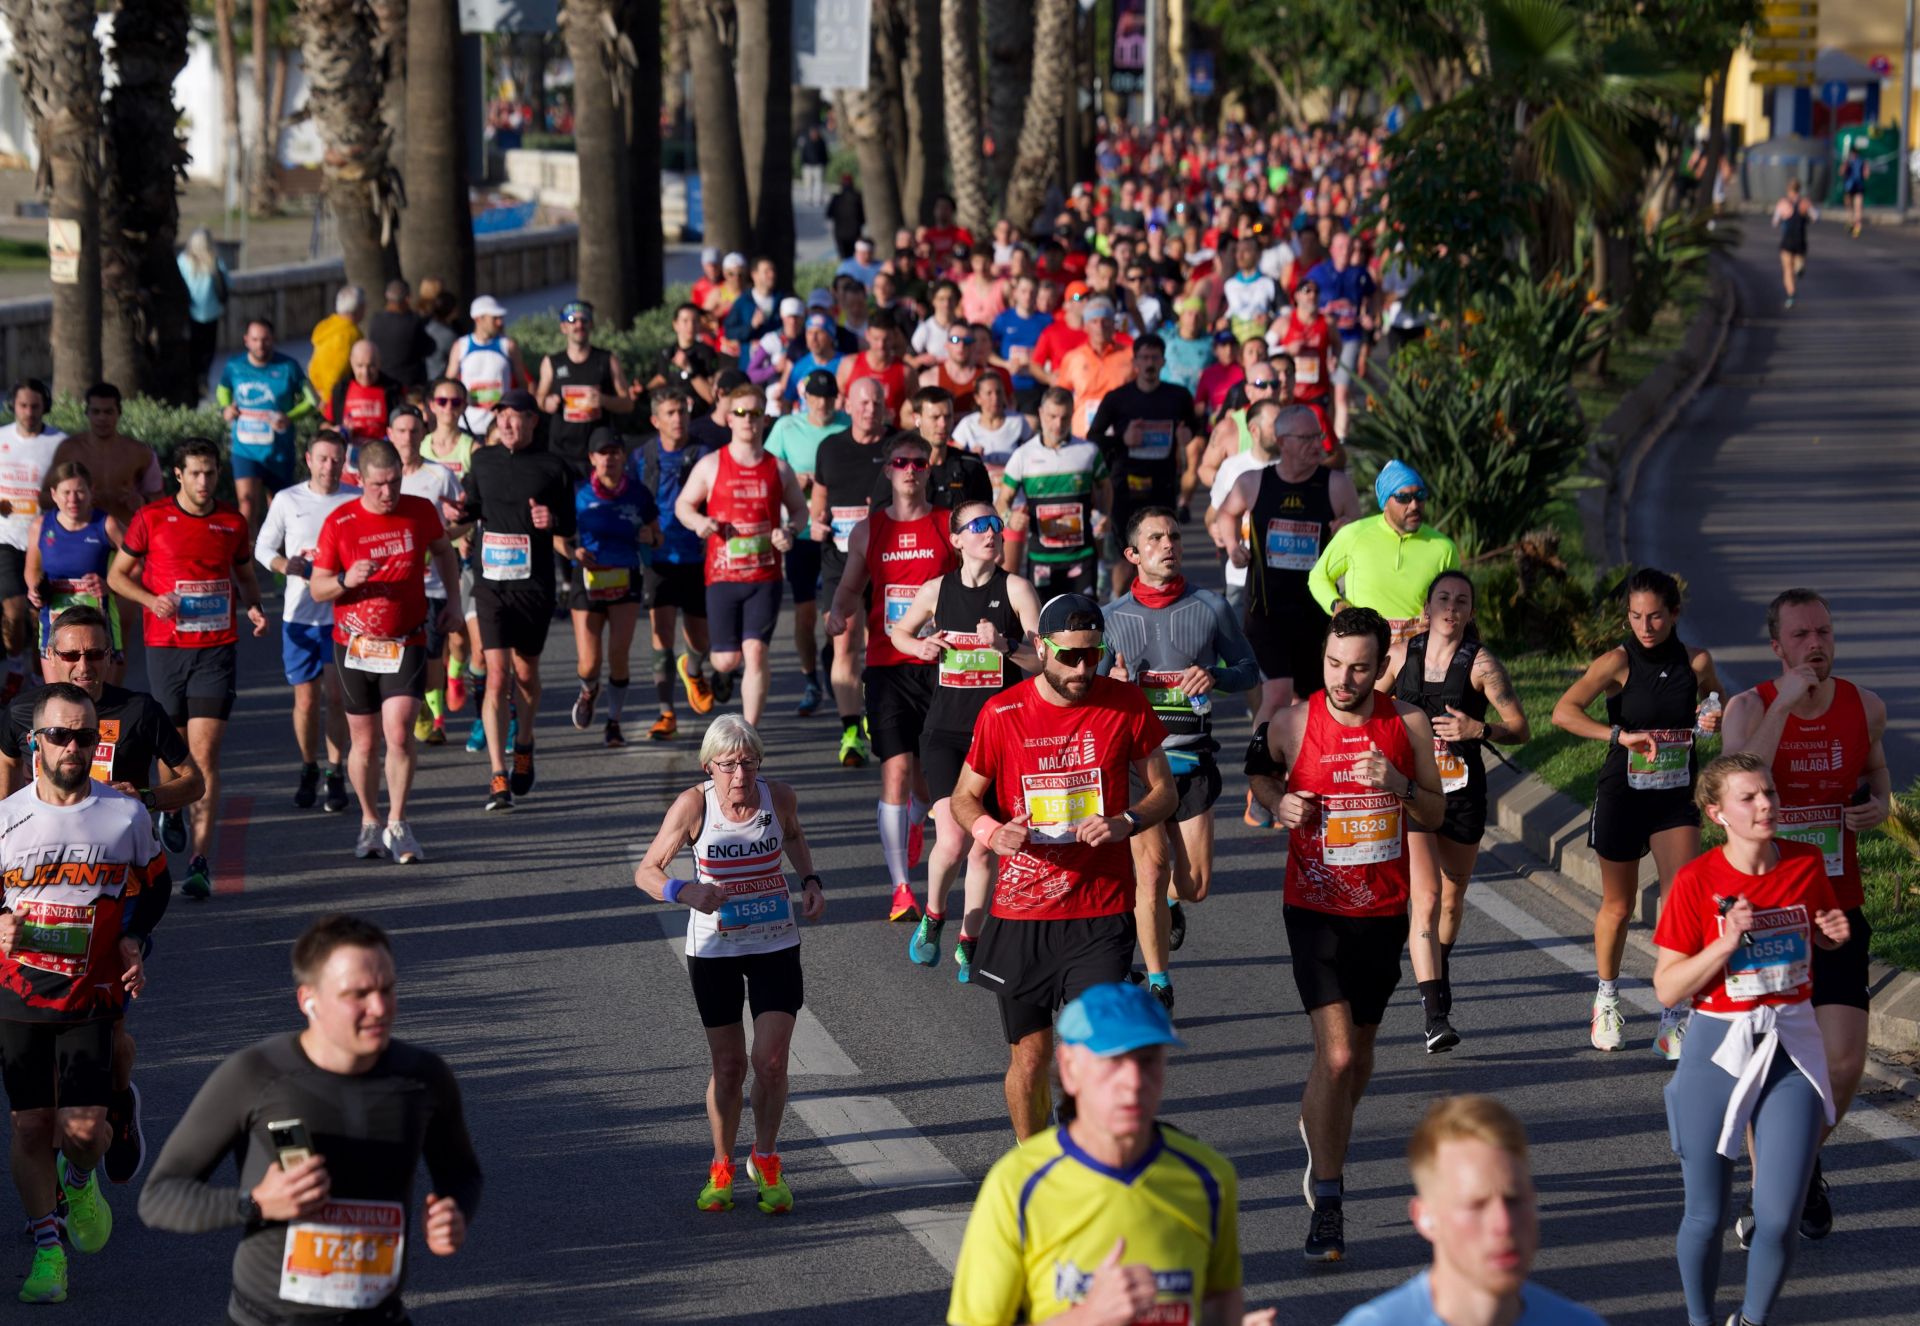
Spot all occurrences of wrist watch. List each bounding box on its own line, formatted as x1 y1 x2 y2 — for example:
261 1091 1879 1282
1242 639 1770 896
1608 724 1622 749
1121 810 1141 835
800 873 825 892
238 1192 263 1226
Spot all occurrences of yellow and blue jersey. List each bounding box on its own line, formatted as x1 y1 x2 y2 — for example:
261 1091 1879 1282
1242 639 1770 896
948 1123 1241 1325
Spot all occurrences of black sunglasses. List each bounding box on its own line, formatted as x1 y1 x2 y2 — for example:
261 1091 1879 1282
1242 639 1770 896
36 725 100 749
50 648 110 663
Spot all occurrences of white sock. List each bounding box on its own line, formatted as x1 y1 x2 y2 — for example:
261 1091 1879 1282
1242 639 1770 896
1596 979 1619 999
878 800 911 886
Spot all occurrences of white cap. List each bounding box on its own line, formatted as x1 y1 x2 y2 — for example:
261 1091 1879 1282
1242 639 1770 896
469 295 507 319
779 296 805 318
854 236 874 252
722 251 747 270
700 245 720 265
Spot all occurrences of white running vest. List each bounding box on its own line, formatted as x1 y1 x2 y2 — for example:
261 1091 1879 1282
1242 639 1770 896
685 779 796 958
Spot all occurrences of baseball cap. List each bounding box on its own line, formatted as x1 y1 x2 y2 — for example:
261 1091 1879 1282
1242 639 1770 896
1037 592 1105 637
1081 299 1115 322
469 295 507 319
700 245 720 265
806 312 834 332
1057 982 1184 1056
803 368 839 398
1212 329 1236 345
560 299 593 322
779 296 805 318
587 426 625 454
495 387 536 413
807 286 836 309
1064 280 1092 301
722 251 747 271
854 236 874 252
714 368 749 393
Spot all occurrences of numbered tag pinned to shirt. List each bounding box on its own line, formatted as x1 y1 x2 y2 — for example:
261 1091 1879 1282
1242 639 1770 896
1627 729 1692 791
1775 804 1845 877
345 636 404 674
481 531 532 581
279 1200 405 1309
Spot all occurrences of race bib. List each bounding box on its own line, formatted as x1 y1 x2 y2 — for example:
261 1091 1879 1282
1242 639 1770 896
1776 804 1845 877
1264 518 1320 571
45 579 102 619
722 522 775 573
1022 771 1103 844
344 394 385 439
829 506 867 553
481 532 531 582
883 583 917 627
1722 904 1812 1000
1434 737 1468 794
174 578 232 634
1126 473 1154 495
583 565 631 602
1131 423 1174 461
713 873 796 945
1627 729 1692 791
11 899 94 977
466 376 504 408
279 1199 405 1310
1324 792 1403 866
938 633 1004 689
345 636 403 674
561 384 602 423
235 407 276 447
1033 501 1085 551
92 718 119 784
1294 355 1321 385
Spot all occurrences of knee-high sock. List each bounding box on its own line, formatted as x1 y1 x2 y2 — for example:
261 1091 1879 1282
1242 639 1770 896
878 800 911 886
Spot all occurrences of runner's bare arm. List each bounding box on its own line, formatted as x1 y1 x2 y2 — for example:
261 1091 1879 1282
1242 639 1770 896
1691 648 1726 730
107 548 158 613
145 753 207 814
777 458 808 528
1006 574 1043 672
634 788 707 903
1210 471 1254 560
1721 690 1783 761
604 358 634 413
1248 704 1309 820
826 518 873 628
1396 704 1448 830
1197 419 1232 488
1130 749 1178 831
22 514 44 607
1850 688 1893 832
1471 648 1531 744
1326 468 1361 531
534 357 556 412
770 781 827 920
1373 639 1406 695
1551 647 1628 743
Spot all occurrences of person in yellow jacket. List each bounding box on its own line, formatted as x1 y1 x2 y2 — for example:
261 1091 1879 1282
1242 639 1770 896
307 284 367 405
1308 458 1459 644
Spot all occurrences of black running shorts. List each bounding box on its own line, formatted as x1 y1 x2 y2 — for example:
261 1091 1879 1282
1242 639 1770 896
864 662 936 762
1811 907 1873 1011
973 913 1136 1044
0 1019 114 1112
1283 903 1409 1027
687 944 805 1029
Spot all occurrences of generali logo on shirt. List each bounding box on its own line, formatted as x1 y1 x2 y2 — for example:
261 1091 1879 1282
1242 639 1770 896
1781 737 1845 775
162 509 243 538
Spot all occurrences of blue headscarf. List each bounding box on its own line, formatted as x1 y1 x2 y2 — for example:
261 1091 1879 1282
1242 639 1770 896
1374 459 1426 512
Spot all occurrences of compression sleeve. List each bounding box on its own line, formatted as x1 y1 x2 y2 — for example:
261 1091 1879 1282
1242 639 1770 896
421 1053 485 1220
287 378 319 421
1207 591 1262 693
215 385 234 409
138 1050 259 1233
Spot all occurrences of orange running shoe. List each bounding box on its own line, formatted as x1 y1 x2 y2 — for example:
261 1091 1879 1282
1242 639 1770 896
697 1157 735 1211
889 882 921 923
649 713 678 741
678 654 715 715
747 1151 792 1214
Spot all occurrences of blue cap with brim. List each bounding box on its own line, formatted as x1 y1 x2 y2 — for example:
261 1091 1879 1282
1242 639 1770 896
1057 982 1185 1056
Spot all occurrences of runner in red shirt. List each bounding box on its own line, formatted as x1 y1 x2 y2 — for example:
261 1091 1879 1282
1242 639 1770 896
1721 588 1892 1237
1030 285 1092 390
951 592 1177 1139
108 440 267 900
837 311 912 419
1267 280 1334 410
309 439 462 866
919 195 975 271
326 341 405 464
1246 606 1443 1262
825 433 956 922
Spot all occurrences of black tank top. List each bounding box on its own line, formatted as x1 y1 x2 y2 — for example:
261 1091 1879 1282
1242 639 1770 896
545 346 619 477
1247 465 1334 614
1603 632 1697 784
926 567 1025 732
1395 631 1488 796
1779 205 1810 251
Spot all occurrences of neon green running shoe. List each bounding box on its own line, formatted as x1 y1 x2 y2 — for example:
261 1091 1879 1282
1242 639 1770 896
19 1244 66 1303
908 913 944 967
59 1157 110 1254
955 937 976 984
696 1157 735 1212
747 1152 792 1215
838 724 870 768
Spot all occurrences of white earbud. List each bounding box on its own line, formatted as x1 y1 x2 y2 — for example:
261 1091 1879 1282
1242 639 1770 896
1419 1217 1435 1232
303 999 317 1015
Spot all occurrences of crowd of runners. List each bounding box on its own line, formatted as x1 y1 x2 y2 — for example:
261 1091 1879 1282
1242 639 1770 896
0 117 1901 1325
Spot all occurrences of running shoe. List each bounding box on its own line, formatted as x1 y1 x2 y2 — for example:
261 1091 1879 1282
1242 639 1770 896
1168 901 1187 952
384 821 424 865
604 720 626 748
59 1156 110 1254
1303 1198 1345 1263
323 770 349 813
649 713 677 741
1425 1015 1461 1054
679 655 715 715
1800 1158 1832 1239
1146 978 1174 1014
293 764 320 809
710 668 736 706
838 724 870 768
796 678 822 716
158 808 189 854
1590 993 1625 1051
485 774 513 813
571 683 598 731
908 914 944 966
103 1083 145 1185
1654 1009 1688 1060
954 937 975 984
466 719 487 753
1735 1202 1755 1250
1244 788 1272 829
888 882 921 923
18 1245 66 1303
355 822 388 860
447 673 467 712
510 748 536 796
747 1151 793 1215
696 1157 735 1212
424 719 447 746
413 713 434 743
1785 295 1796 309
182 855 212 900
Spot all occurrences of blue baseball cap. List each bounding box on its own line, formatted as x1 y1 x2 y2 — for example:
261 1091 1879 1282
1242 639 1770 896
1057 982 1184 1056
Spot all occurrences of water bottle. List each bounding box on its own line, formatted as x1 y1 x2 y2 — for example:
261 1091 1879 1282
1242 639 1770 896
1189 690 1212 718
1695 691 1721 739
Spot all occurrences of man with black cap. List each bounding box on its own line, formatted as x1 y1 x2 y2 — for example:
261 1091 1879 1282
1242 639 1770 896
766 370 850 716
535 299 634 481
951 592 1177 1139
457 389 578 811
809 376 895 766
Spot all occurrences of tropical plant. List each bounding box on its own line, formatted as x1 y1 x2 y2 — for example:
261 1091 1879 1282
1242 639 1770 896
1623 212 1729 335
296 0 401 294
565 0 642 324
1468 534 1630 657
400 0 476 300
983 0 1032 196
1001 0 1073 230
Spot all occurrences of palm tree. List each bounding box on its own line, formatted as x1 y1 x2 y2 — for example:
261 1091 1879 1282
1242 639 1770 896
400 0 474 299
564 0 639 324
900 0 943 225
212 0 242 195
735 0 795 281
247 0 279 216
101 0 194 400
1002 0 1072 229
983 0 1031 196
296 0 401 294
4 0 102 390
686 0 751 256
940 0 990 234
835 88 904 253
630 0 666 307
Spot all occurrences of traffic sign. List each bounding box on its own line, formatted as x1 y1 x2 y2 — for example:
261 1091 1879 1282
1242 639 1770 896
1752 44 1819 62
1752 68 1816 86
1821 80 1850 107
1759 0 1817 15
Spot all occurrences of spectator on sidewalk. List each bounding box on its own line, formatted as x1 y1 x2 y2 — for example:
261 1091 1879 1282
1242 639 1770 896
416 279 461 382
800 125 831 207
309 284 367 404
176 228 229 400
368 279 436 390
828 174 865 261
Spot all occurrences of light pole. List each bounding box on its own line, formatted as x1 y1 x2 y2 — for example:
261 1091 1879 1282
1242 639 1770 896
1902 0 1916 217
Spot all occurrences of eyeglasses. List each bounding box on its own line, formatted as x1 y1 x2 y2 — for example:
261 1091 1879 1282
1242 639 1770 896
948 335 976 346
888 456 929 471
1390 488 1429 504
731 407 765 420
709 758 761 775
50 648 110 663
1070 291 1089 302
1247 378 1277 389
1044 639 1108 666
35 726 100 749
959 513 1004 535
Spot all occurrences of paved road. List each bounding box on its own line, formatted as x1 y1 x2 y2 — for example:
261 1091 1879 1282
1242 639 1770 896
1632 218 1920 781
37 539 1919 1323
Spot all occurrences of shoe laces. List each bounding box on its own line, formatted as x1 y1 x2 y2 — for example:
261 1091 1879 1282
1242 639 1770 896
708 1157 735 1188
490 774 509 794
513 750 533 774
752 1152 783 1186
1309 1200 1343 1243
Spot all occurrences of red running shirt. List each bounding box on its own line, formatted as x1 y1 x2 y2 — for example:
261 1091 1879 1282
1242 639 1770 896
704 446 785 585
1283 694 1416 917
1270 311 1333 403
844 354 910 416
1756 678 1871 909
1654 841 1838 1013
313 496 445 646
121 498 251 648
864 508 955 668
966 676 1167 920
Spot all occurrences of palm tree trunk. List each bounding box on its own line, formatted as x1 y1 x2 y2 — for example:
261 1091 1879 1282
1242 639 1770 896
400 0 474 300
901 0 943 226
100 0 193 400
297 0 402 295
665 0 690 137
372 0 409 193
246 0 279 216
214 0 242 196
836 89 904 254
564 0 638 325
1003 0 1071 229
629 0 666 308
1700 52 1731 219
686 0 751 255
941 0 990 234
5 0 102 391
983 0 1031 196
734 0 795 280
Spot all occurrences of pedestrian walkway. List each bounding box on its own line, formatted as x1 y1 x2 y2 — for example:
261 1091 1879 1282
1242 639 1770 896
1631 217 1920 779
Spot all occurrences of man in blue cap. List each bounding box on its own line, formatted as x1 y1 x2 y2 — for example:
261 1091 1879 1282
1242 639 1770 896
1307 458 1459 646
949 981 1274 1326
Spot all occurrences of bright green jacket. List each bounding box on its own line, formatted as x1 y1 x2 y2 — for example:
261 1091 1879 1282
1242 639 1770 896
1307 513 1460 620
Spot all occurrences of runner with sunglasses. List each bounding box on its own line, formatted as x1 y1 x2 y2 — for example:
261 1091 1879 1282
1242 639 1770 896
1086 336 1198 599
567 428 659 747
827 433 955 922
535 299 635 482
951 593 1177 1138
809 377 894 767
1307 459 1458 648
865 387 993 514
1194 360 1289 493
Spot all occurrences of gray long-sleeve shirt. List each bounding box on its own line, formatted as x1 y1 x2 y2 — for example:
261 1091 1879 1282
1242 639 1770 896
1100 582 1261 754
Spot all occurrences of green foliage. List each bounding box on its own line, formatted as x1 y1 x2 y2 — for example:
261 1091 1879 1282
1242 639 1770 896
1624 212 1728 335
44 398 229 463
1469 539 1630 657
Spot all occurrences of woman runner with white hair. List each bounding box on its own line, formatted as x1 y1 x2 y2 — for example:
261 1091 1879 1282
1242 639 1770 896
634 715 826 1216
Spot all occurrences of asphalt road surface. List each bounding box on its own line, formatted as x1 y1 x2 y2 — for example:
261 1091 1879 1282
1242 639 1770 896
1632 215 1920 782
36 516 1919 1324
